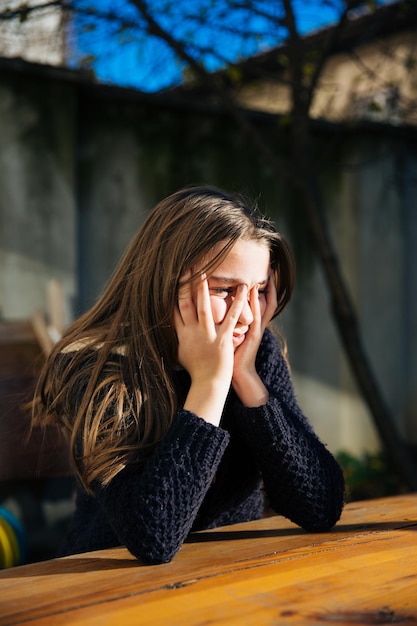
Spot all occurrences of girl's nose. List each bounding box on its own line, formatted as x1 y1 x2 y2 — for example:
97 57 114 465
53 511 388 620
238 296 253 326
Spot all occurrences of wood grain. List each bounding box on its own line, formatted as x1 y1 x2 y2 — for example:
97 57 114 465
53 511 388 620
1 494 416 625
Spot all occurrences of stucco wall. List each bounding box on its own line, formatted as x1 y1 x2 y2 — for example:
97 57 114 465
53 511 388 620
1 60 416 456
238 29 417 126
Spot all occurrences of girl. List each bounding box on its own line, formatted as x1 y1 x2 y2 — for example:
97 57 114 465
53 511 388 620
33 186 345 564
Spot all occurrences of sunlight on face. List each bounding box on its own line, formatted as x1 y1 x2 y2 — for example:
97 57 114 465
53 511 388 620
207 240 270 346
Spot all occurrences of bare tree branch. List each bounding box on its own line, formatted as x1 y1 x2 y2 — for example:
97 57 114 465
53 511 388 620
0 1 62 21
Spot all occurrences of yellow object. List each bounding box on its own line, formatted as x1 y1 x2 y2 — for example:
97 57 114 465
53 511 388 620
0 506 27 567
0 518 15 569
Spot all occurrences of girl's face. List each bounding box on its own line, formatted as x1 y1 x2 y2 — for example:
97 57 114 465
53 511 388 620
206 239 271 348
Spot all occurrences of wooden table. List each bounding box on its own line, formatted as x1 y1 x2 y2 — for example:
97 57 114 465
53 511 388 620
1 493 416 625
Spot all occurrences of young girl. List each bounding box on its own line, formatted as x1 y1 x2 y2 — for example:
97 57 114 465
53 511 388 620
33 186 345 564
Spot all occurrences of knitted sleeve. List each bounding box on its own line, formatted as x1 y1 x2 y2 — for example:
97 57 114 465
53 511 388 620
92 411 230 564
231 328 345 532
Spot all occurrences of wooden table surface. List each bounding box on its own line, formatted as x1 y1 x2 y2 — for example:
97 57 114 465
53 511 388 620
1 493 416 625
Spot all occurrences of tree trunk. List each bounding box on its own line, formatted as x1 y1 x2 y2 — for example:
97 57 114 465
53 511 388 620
226 105 417 490
290 116 417 491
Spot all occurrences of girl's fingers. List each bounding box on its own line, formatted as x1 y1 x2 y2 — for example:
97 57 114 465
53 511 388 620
177 272 216 333
178 272 249 340
195 274 214 330
250 285 262 323
220 284 247 333
177 271 197 324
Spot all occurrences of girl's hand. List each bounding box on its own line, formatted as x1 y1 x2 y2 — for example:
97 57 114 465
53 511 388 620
232 278 278 407
174 272 247 426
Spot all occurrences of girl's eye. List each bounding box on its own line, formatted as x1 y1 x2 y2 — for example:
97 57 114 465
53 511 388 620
210 287 267 298
209 287 234 297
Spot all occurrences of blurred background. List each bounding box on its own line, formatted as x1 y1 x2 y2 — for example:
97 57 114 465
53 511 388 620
0 0 416 565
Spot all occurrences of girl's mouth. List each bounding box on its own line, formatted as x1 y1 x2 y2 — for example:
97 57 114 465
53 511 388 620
233 333 246 347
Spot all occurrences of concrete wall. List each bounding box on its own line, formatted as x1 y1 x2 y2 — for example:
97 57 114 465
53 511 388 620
1 59 416 456
283 136 417 452
0 68 76 325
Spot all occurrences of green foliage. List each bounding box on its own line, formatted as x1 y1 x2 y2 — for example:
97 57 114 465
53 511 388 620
225 65 242 85
336 450 408 502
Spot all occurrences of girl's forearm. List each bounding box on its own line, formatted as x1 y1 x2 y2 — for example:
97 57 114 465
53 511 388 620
184 379 230 426
232 371 269 407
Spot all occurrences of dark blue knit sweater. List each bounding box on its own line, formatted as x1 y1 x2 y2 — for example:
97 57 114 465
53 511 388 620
58 328 345 564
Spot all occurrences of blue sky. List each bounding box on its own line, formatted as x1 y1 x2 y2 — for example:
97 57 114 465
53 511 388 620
68 0 386 92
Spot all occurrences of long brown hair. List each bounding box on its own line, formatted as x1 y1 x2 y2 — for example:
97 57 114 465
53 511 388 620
33 186 295 491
